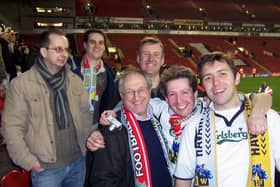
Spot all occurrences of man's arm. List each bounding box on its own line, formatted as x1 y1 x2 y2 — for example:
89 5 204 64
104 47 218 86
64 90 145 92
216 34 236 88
87 110 120 151
248 93 272 134
175 179 192 187
1 79 38 170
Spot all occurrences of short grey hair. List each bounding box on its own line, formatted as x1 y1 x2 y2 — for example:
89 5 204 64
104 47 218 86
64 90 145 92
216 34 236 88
118 66 152 94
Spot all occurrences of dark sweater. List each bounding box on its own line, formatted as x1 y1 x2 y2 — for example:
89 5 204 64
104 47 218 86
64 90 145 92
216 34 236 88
139 120 172 187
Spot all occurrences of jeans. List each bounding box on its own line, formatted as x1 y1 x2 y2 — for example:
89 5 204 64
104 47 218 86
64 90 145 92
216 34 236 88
31 156 85 187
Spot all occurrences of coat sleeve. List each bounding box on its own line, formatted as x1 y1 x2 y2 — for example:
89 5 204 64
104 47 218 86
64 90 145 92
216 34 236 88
1 78 38 170
86 126 134 187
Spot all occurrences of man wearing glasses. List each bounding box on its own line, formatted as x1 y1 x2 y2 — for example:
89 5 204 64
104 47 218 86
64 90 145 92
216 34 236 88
85 67 173 187
2 29 93 187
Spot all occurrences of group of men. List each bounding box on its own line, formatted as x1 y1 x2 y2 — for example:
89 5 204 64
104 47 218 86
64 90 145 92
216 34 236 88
1 27 279 187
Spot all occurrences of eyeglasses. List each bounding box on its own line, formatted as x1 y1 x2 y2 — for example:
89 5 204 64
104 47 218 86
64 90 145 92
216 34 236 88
122 87 149 98
46 47 70 54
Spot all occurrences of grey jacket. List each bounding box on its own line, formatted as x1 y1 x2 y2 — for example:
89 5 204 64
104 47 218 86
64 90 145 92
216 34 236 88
1 64 93 170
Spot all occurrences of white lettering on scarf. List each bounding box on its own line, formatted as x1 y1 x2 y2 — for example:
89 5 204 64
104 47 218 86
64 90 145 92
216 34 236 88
127 124 144 177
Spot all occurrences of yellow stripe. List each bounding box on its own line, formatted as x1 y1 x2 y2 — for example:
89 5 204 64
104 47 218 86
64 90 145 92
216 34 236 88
213 112 219 187
245 97 272 187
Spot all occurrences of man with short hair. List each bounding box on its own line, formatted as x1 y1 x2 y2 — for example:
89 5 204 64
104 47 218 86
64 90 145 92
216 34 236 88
74 29 120 126
98 65 271 176
2 29 93 187
86 35 164 151
137 36 165 99
175 52 280 187
86 67 172 187
151 65 270 174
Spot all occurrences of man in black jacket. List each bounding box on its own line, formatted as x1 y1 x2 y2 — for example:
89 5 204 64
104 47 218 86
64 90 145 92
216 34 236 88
85 67 172 187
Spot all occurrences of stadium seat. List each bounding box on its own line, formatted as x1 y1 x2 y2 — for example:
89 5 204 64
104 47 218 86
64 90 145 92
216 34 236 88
0 170 30 187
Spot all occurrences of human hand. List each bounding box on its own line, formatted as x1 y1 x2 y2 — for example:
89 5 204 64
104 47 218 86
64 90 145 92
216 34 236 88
32 161 44 172
99 110 117 126
247 114 267 135
86 130 105 151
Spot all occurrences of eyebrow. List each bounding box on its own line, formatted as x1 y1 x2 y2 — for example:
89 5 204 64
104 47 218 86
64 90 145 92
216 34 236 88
202 68 229 77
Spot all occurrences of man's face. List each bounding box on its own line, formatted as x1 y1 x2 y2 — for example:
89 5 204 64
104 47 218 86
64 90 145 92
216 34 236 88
40 34 69 74
201 60 240 110
9 33 16 43
121 73 150 119
138 42 164 77
165 78 197 117
83 33 105 60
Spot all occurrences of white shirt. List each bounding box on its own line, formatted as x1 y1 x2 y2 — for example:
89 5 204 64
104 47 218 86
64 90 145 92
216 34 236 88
149 98 204 174
175 102 280 187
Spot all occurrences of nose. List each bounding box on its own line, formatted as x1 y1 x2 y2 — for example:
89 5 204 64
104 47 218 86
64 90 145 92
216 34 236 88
94 42 102 48
176 95 183 105
147 54 154 61
212 76 220 86
133 91 140 100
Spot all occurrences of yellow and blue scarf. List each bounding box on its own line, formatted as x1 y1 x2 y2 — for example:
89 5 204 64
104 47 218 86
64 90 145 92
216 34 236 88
194 96 272 187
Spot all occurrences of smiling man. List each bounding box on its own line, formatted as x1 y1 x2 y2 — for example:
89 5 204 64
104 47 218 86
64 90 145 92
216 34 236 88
74 29 120 126
137 36 165 99
97 64 271 179
174 52 280 187
86 67 172 187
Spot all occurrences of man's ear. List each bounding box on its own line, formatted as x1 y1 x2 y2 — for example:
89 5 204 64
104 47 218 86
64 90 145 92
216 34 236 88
119 93 124 100
136 55 140 64
194 90 198 99
160 56 165 67
40 48 47 58
83 42 87 50
235 72 241 86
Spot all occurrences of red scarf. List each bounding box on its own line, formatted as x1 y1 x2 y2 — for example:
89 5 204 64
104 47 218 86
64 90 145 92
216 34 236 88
124 107 153 187
169 114 183 137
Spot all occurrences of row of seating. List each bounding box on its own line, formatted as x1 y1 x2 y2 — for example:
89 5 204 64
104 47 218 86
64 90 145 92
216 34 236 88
20 33 280 75
76 0 280 23
104 34 280 74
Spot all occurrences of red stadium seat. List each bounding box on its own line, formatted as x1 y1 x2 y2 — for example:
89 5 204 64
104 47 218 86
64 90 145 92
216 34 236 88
0 170 30 187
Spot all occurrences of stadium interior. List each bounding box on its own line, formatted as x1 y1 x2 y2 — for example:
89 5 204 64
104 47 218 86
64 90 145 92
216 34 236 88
1 0 280 76
0 0 280 185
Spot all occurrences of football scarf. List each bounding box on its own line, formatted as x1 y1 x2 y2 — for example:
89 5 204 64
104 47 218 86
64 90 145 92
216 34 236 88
168 102 199 164
194 96 272 187
80 55 104 112
124 107 153 187
245 97 272 187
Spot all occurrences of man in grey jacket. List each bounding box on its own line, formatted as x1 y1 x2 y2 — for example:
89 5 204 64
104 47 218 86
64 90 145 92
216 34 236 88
1 29 93 187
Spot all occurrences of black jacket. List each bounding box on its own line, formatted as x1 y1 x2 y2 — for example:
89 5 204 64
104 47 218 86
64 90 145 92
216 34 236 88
85 125 135 187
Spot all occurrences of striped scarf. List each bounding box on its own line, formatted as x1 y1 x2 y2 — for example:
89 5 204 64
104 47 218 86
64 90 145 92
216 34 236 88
123 107 153 187
80 55 105 112
194 96 272 187
122 106 170 187
36 57 70 129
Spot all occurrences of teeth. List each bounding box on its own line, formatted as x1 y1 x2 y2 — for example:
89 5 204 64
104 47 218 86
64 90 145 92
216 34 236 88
177 105 186 110
214 89 224 94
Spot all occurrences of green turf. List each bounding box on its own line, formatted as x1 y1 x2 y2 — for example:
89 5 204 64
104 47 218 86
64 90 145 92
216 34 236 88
237 77 280 112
